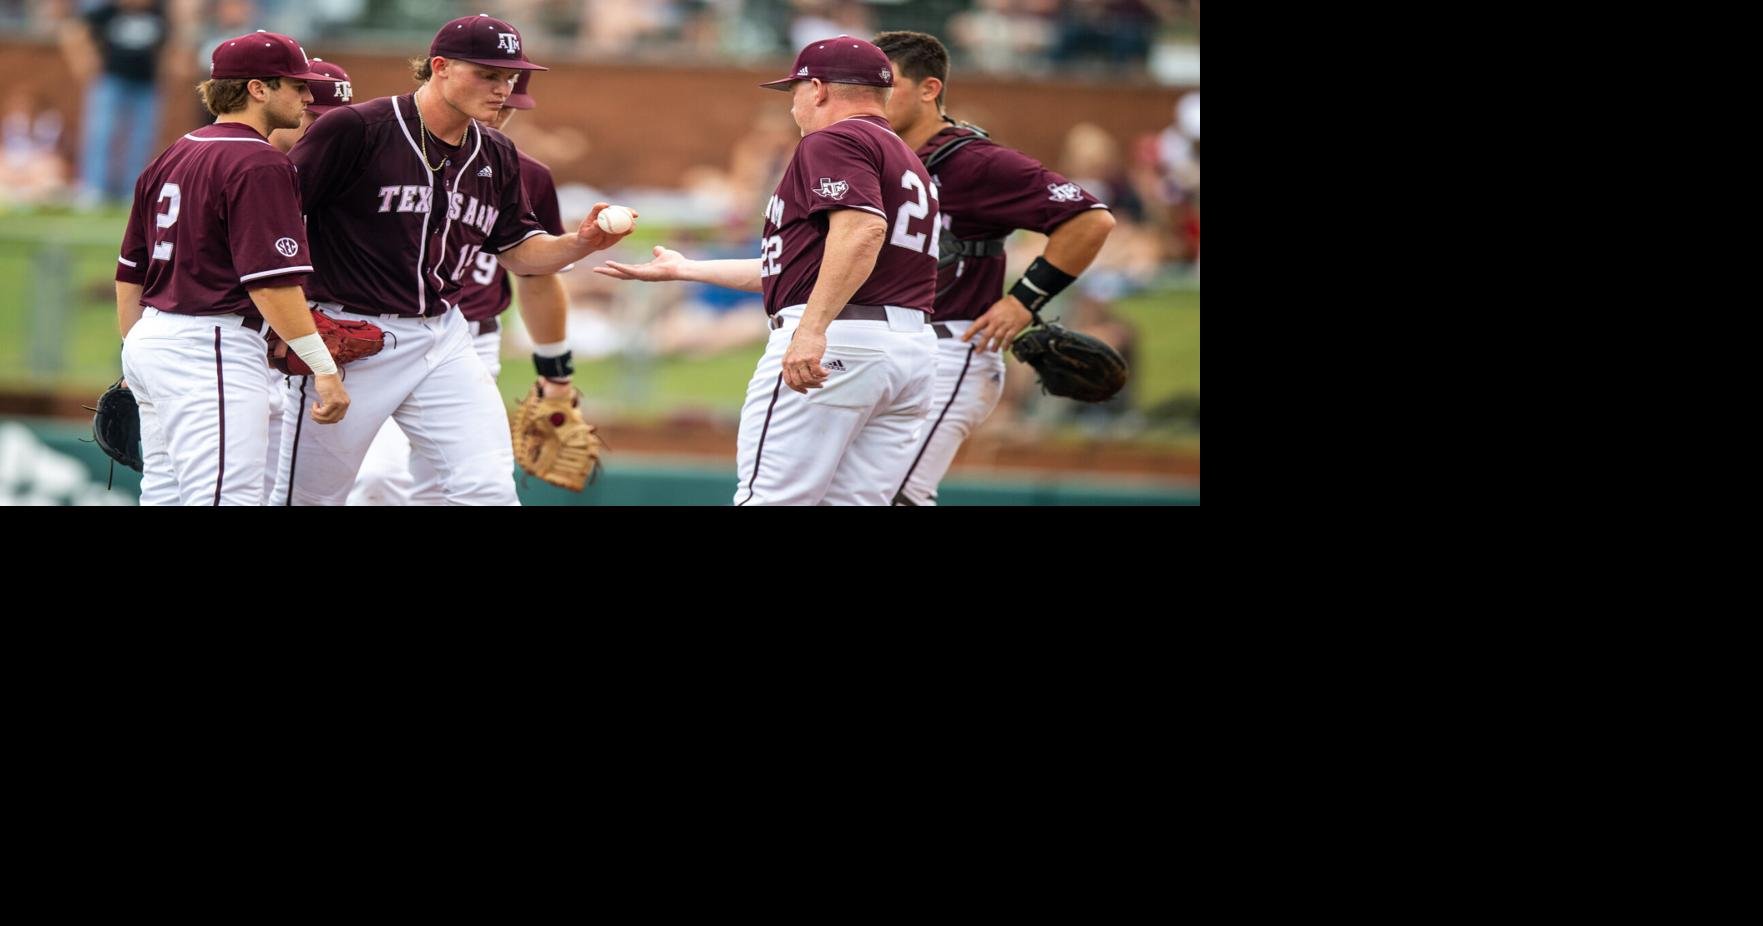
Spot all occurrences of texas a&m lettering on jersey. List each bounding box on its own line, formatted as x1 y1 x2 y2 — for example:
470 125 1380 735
288 93 545 317
372 184 502 237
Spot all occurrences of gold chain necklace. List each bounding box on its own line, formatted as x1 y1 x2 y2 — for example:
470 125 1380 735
414 90 447 173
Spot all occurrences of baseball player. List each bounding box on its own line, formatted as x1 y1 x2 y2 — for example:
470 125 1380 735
874 31 1117 506
268 57 352 153
116 31 349 506
271 14 631 506
348 69 572 505
598 36 938 506
264 56 350 500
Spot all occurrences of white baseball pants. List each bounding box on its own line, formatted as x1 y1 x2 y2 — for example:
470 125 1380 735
347 324 503 506
734 304 936 506
123 306 275 506
891 319 1006 506
272 307 515 506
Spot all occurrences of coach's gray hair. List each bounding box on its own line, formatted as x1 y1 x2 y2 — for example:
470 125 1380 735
826 82 890 105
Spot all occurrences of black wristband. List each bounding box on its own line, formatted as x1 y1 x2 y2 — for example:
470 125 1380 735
534 351 574 380
1009 256 1077 319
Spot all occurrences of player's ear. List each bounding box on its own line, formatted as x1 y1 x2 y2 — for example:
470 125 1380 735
920 76 942 104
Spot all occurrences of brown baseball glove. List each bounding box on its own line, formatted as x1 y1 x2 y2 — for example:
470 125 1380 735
266 308 385 375
511 381 604 492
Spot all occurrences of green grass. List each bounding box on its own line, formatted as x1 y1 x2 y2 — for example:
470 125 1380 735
0 210 133 388
1 209 1198 434
1113 285 1200 405
496 342 757 416
505 286 1204 426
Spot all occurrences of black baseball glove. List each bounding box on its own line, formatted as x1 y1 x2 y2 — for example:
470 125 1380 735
89 378 142 485
1010 323 1129 403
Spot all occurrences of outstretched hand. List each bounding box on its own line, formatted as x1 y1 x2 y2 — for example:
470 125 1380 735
594 244 688 282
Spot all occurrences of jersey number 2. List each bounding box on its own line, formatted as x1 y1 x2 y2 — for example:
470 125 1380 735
890 171 939 255
759 235 783 278
151 183 180 261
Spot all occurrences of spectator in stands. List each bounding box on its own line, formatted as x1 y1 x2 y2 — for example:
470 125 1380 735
59 0 185 206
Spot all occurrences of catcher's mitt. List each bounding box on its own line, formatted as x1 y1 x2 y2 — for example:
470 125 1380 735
511 381 604 492
88 378 142 484
266 309 385 375
1010 323 1129 403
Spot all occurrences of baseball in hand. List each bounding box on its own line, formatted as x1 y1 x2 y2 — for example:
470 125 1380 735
596 205 635 235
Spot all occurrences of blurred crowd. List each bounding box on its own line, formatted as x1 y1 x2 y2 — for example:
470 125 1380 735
3 1 1199 74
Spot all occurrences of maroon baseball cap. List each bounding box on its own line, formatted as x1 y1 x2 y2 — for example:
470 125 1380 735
759 35 894 91
305 59 354 114
429 14 547 71
505 70 535 110
211 31 331 81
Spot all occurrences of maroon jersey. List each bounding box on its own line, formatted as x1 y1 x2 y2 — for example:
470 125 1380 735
115 122 311 318
288 94 546 318
760 115 938 316
917 128 1109 322
459 149 565 324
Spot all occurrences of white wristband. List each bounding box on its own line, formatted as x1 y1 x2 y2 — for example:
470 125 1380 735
286 332 338 375
532 340 570 357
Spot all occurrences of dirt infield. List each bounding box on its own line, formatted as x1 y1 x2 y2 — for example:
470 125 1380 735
597 417 1198 479
3 387 1198 480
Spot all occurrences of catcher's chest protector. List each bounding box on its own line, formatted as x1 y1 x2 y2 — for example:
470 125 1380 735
919 124 1008 269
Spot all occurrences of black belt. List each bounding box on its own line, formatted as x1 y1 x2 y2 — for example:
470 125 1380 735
769 304 898 330
160 311 264 331
932 323 954 339
470 317 499 335
332 306 447 320
947 238 1006 258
